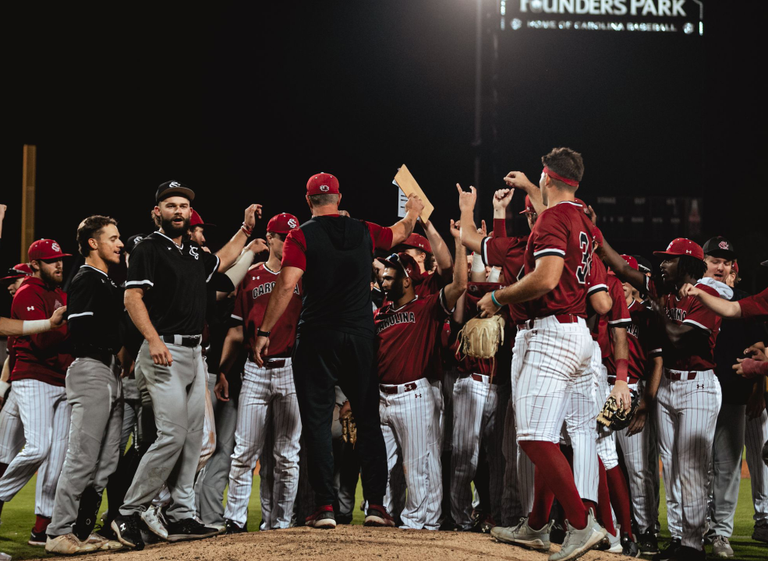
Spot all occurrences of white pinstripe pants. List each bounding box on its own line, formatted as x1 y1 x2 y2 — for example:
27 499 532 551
615 380 660 534
514 317 597 502
224 359 301 529
380 377 442 530
0 390 26 464
450 374 504 529
657 369 721 549
0 379 70 517
589 342 619 471
746 408 768 525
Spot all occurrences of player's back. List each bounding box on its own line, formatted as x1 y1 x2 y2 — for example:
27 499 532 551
524 201 595 320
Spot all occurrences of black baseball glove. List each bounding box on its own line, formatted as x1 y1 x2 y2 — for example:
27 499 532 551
597 389 640 431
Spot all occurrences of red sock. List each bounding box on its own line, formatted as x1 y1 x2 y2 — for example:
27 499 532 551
606 466 634 540
527 465 556 529
520 441 588 529
596 459 617 536
33 515 51 533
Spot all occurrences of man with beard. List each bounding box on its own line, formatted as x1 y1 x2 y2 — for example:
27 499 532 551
0 239 73 545
111 181 260 550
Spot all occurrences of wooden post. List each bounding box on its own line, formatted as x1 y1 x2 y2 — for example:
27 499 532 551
21 144 36 261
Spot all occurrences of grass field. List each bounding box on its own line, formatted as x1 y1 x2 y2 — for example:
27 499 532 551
0 473 765 560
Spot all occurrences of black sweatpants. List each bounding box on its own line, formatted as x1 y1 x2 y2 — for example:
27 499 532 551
292 329 387 508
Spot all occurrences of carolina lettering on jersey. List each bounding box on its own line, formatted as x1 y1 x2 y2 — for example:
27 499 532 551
523 201 596 319
375 291 452 385
233 263 303 358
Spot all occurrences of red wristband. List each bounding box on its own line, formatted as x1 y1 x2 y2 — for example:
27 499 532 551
615 358 629 383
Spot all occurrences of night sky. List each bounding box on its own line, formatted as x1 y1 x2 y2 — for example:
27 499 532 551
4 1 767 299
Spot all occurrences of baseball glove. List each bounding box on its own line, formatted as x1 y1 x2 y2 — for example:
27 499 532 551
456 314 506 360
596 389 639 431
340 410 357 446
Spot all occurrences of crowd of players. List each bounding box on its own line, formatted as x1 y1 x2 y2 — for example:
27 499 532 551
0 147 766 561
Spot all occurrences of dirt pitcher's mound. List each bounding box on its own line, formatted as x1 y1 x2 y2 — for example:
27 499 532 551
72 526 624 561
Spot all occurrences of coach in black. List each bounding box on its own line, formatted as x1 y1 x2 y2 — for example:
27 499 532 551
252 172 424 528
46 215 125 555
111 181 260 549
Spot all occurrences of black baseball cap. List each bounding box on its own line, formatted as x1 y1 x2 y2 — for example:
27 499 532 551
156 180 195 203
124 234 146 255
702 236 736 260
632 255 653 275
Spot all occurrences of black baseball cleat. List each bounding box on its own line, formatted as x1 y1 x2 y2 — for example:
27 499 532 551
652 538 681 561
225 519 247 534
111 513 145 550
638 530 660 555
621 533 641 557
28 529 47 546
364 504 396 527
306 505 337 529
166 518 220 542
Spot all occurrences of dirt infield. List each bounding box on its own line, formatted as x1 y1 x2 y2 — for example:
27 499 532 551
43 527 624 561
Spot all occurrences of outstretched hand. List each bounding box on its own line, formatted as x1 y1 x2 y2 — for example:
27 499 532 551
457 184 477 213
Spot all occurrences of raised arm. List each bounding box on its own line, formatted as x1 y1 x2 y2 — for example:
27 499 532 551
679 283 742 318
442 220 468 310
457 184 484 254
389 195 424 247
215 204 262 271
421 219 453 276
503 171 544 215
596 235 646 293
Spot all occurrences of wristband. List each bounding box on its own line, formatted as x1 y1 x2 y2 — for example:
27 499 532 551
241 222 253 237
22 319 52 335
471 253 485 274
490 291 501 308
0 380 9 396
487 267 501 283
257 329 271 338
615 358 629 383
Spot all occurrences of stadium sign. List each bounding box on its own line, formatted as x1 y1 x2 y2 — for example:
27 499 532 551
500 0 704 35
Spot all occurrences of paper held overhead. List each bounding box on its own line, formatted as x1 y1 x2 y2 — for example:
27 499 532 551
393 164 434 223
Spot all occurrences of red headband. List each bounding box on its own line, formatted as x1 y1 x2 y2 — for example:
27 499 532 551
543 166 579 188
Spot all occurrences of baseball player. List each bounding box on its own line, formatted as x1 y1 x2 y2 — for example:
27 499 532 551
252 173 424 529
375 219 467 529
110 181 260 549
601 236 725 561
448 279 511 532
0 239 74 546
473 148 608 561
222 212 303 532
45 216 126 554
605 255 664 556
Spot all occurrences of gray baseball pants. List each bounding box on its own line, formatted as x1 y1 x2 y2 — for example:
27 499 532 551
119 340 206 522
48 357 123 536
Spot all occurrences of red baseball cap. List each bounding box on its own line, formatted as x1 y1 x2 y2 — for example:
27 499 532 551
267 213 300 234
307 173 340 196
190 209 216 229
620 254 639 271
0 263 33 285
519 195 535 215
401 233 432 254
28 239 72 261
653 238 704 261
377 252 423 283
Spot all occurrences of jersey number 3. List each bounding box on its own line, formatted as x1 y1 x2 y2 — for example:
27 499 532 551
576 231 593 285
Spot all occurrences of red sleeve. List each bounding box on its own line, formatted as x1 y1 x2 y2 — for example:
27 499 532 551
587 257 609 295
492 218 506 238
530 211 568 259
606 275 631 326
365 222 394 251
481 236 511 267
739 287 768 320
683 284 722 332
281 229 307 271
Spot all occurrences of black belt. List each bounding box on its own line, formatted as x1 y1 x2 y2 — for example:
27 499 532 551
161 334 202 348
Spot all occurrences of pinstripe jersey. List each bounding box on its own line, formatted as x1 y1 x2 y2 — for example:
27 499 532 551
523 201 597 319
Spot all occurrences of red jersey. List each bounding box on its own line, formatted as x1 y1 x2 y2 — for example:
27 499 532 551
604 298 662 383
595 273 630 353
450 282 512 382
10 277 73 386
480 234 527 323
374 290 452 385
646 277 722 371
523 201 596 319
232 263 303 359
739 286 768 320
